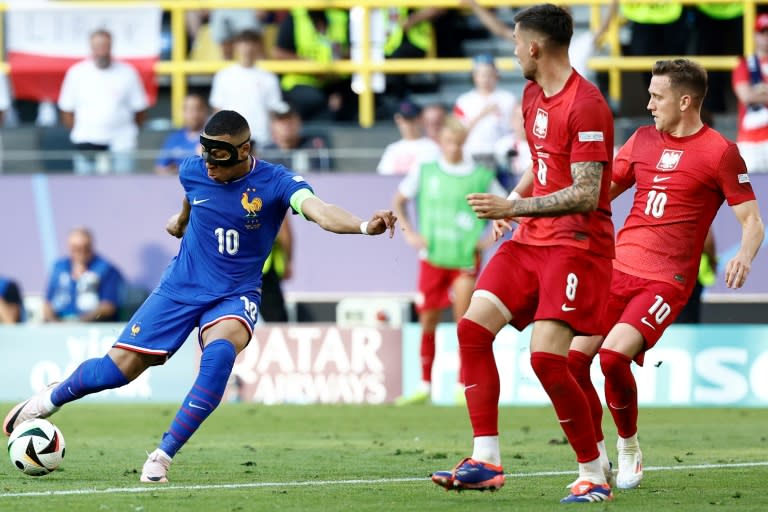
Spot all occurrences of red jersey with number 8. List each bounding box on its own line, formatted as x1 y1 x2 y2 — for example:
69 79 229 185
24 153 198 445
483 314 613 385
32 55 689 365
514 71 615 257
612 125 755 293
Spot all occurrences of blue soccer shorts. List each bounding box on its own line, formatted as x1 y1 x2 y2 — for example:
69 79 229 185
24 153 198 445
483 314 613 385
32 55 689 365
113 291 260 358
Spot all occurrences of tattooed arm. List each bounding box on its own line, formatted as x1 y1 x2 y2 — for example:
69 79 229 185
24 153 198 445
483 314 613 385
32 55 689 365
467 161 604 220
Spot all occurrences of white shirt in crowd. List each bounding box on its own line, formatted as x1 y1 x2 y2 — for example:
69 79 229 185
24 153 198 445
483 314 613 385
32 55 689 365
398 157 507 199
209 64 282 148
376 137 441 175
494 134 532 176
454 89 517 157
58 60 149 151
0 73 11 115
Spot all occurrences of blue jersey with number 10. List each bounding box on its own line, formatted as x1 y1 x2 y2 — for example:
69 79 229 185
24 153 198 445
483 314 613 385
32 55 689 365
155 156 313 305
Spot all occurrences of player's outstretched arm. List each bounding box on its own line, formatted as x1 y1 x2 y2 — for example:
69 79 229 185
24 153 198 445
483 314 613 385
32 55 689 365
468 161 603 219
725 200 765 289
393 191 426 249
300 195 397 237
166 197 191 238
460 0 515 40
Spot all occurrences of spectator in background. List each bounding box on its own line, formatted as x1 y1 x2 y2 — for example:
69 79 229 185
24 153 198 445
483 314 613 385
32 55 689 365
260 215 293 323
422 103 447 142
260 101 333 172
377 99 440 175
493 104 532 190
453 54 518 167
0 73 12 173
273 9 355 121
58 30 149 175
184 9 209 52
209 9 263 60
210 29 282 149
43 227 124 323
733 14 768 174
461 0 615 87
0 277 24 324
566 3 617 86
0 73 11 126
693 3 743 113
618 2 687 57
392 117 505 405
155 93 210 175
383 8 444 100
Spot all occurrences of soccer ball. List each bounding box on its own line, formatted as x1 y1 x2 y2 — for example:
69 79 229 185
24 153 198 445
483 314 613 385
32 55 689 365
7 419 66 476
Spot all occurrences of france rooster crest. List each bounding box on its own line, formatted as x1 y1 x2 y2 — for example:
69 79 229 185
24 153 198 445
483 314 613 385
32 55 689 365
241 189 263 218
241 188 263 229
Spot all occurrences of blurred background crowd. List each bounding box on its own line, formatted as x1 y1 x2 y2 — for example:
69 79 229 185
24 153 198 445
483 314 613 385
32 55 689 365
1 0 767 326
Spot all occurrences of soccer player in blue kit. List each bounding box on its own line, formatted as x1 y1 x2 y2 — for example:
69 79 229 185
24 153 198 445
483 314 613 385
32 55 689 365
3 110 398 483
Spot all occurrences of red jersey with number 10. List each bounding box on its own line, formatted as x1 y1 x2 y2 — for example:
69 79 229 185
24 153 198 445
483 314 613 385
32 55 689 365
513 71 615 257
612 125 756 294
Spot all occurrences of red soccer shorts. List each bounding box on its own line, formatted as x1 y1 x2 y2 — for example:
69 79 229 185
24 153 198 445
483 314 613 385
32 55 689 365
415 259 477 312
474 240 612 335
601 268 689 365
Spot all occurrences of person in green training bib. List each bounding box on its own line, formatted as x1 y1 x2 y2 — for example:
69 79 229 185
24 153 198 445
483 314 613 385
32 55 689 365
392 116 507 405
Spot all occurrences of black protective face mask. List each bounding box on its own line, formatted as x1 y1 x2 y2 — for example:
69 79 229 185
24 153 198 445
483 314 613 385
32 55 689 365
200 135 250 167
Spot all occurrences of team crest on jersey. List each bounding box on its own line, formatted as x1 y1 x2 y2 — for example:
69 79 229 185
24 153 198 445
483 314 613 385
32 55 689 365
241 188 262 229
657 149 683 170
130 323 141 337
533 108 548 139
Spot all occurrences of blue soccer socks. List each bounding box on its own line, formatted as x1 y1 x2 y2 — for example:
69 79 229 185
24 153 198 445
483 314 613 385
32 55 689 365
50 355 129 406
159 339 236 458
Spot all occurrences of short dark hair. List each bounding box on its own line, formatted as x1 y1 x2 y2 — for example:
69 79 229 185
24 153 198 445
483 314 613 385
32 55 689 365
652 59 708 105
204 110 250 138
514 4 573 47
235 29 262 44
90 29 112 41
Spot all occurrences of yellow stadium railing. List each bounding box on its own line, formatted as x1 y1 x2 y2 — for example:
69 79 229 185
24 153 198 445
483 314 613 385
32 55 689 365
0 0 763 127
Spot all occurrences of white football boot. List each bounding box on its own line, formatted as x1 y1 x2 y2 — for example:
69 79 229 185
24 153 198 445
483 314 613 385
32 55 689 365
3 383 60 436
616 436 643 489
140 449 173 483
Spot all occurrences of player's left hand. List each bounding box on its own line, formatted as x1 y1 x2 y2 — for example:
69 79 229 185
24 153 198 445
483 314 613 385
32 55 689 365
467 193 514 220
724 255 751 289
166 213 187 238
365 210 398 238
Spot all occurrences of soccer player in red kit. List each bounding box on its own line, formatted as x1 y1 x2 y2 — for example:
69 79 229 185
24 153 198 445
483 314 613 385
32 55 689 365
431 4 616 503
570 59 765 490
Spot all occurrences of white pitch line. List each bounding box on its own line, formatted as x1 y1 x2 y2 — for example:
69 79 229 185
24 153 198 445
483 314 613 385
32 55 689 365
1 461 766 499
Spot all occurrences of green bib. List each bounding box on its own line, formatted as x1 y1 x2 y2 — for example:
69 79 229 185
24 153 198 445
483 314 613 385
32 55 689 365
697 3 743 20
384 8 433 56
417 161 494 268
281 9 349 91
621 3 683 24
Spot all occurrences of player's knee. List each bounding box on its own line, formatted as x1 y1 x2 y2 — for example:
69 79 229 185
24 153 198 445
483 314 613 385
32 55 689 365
201 339 237 376
567 350 593 382
599 348 632 379
456 317 494 353
108 347 158 382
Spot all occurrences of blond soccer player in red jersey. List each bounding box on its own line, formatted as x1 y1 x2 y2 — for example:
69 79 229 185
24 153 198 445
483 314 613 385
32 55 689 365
431 3 617 504
568 59 765 491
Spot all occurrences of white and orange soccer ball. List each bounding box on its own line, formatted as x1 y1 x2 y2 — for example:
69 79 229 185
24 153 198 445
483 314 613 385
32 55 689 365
7 418 66 476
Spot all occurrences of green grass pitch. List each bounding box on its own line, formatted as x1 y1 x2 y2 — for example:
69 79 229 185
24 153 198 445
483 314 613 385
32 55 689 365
1 404 766 511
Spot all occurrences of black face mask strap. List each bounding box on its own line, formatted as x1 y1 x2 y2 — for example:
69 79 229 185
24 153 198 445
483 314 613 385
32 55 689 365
200 135 251 167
